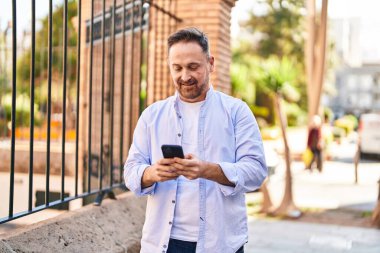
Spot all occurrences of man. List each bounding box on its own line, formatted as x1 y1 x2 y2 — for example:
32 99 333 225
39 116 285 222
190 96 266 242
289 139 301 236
124 27 267 253
306 115 323 172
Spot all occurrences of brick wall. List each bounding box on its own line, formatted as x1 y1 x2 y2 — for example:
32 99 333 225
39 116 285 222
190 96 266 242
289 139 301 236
146 0 236 102
175 0 235 94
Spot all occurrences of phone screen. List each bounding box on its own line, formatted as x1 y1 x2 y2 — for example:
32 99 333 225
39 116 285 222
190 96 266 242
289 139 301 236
161 145 185 159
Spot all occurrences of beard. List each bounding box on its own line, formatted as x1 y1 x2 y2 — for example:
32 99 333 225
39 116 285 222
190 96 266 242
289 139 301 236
176 76 209 101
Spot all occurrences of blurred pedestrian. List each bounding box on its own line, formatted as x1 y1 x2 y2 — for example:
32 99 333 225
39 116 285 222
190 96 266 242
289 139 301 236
306 115 323 172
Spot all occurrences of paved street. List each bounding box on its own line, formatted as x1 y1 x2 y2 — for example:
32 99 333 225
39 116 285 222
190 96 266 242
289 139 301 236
246 219 380 253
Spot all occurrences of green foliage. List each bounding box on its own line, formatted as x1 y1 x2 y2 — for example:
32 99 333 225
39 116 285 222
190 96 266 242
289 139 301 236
1 93 43 127
255 56 301 102
250 105 270 119
284 101 307 126
323 107 334 123
16 1 78 104
241 0 305 63
334 114 358 134
255 57 303 127
231 56 259 104
344 114 358 130
232 0 307 126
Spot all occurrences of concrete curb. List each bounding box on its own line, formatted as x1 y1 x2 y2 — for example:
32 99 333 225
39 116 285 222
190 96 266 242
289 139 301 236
0 192 146 253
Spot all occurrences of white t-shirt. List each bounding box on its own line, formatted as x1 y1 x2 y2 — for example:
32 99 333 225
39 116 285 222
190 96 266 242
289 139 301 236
170 99 204 242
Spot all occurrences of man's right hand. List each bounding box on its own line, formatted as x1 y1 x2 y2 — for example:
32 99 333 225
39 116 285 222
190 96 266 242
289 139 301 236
141 158 178 188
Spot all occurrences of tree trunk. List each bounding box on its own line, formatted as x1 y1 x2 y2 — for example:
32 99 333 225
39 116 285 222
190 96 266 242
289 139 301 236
373 201 380 228
273 94 301 218
259 179 274 214
373 180 380 227
305 0 329 122
354 142 360 184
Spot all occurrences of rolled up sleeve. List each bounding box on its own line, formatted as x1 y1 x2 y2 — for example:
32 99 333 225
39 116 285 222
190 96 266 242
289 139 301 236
217 103 268 196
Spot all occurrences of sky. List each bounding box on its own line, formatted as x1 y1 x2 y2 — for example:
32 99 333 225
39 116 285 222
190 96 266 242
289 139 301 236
231 0 380 63
1 0 52 34
231 0 380 36
1 0 380 61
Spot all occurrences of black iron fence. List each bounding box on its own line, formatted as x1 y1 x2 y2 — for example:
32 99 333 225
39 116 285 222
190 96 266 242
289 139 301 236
0 0 180 224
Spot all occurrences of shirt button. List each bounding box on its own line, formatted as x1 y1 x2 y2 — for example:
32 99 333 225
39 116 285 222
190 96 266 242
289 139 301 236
178 115 182 118
178 133 181 137
169 221 172 225
172 200 175 203
163 245 167 248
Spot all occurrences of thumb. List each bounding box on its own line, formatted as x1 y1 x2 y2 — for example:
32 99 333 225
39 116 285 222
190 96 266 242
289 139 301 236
185 153 194 159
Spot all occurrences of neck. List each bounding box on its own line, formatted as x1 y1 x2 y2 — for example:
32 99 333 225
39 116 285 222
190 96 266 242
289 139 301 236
179 87 210 103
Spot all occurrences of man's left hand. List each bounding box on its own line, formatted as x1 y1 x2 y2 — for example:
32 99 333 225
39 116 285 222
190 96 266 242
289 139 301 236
172 154 205 180
173 154 235 186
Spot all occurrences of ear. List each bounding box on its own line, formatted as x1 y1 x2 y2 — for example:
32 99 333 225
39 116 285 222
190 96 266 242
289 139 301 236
208 56 215 73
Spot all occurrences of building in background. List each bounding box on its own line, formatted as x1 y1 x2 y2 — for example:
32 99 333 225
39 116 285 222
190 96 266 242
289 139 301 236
327 17 380 118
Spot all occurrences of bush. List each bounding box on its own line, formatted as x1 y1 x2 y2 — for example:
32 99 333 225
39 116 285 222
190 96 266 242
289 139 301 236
332 126 345 141
334 114 358 134
1 93 43 127
284 101 307 127
324 107 334 123
261 126 281 140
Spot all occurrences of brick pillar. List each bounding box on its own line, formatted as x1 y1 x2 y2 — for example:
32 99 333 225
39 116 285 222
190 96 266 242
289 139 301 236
146 0 236 104
174 0 236 94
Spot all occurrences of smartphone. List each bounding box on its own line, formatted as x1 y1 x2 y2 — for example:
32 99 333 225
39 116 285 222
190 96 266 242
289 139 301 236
161 144 185 159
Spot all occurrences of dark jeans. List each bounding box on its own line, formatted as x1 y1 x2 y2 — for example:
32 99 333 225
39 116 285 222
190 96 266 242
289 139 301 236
307 148 322 172
167 238 244 253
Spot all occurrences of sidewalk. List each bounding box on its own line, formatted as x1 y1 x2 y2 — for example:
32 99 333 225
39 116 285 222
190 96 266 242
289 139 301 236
244 130 380 252
246 219 380 253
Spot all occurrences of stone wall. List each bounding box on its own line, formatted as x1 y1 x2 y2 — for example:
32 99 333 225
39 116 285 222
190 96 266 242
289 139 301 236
0 192 146 253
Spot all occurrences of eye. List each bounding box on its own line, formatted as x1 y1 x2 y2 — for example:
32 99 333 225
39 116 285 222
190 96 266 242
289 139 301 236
188 64 199 70
173 66 182 72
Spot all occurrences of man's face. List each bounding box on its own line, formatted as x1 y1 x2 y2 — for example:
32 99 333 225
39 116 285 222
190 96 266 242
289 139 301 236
168 41 214 103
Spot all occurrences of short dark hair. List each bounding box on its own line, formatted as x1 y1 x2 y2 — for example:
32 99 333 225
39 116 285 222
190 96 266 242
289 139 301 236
167 27 210 57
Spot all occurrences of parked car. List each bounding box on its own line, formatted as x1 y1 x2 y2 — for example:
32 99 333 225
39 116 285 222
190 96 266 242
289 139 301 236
358 113 380 156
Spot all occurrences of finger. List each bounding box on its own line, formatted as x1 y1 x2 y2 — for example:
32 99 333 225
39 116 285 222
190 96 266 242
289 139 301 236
158 158 175 165
174 158 193 166
172 163 186 170
176 171 197 180
157 166 177 175
157 170 179 178
185 153 194 159
157 172 180 182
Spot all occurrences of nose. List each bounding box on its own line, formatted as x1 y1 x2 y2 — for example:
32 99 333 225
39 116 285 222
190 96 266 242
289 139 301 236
180 70 191 82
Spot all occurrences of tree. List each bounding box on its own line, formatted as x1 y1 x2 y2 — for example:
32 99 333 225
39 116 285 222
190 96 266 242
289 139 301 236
235 0 308 123
373 188 380 227
305 0 328 121
256 56 301 217
232 0 307 216
16 0 78 112
243 0 305 62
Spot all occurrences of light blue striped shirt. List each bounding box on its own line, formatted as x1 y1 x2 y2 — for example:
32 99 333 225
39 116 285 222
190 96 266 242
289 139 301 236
124 87 267 253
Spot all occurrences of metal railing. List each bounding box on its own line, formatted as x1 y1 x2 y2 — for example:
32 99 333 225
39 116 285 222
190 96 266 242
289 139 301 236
0 0 180 224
